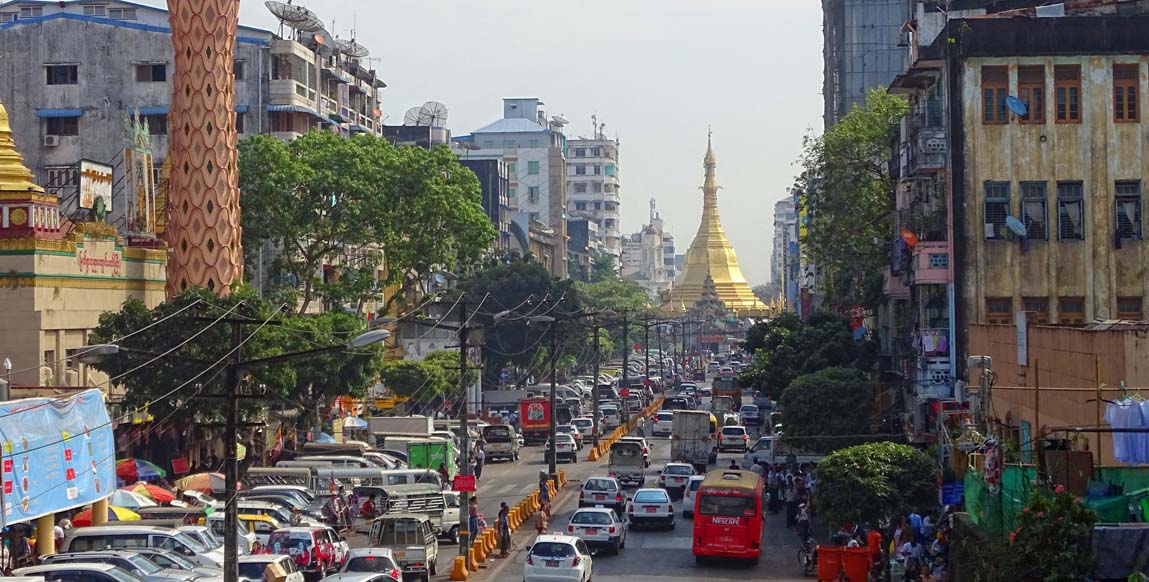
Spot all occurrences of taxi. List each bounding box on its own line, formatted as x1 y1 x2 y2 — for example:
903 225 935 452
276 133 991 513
579 477 625 513
682 475 705 518
626 488 675 530
658 463 697 499
545 434 579 463
524 534 593 582
565 507 627 555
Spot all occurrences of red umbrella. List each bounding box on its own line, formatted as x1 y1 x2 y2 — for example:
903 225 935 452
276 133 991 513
72 505 140 527
122 482 175 503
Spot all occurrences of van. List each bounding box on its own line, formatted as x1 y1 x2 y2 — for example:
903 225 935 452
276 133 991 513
243 468 315 489
62 526 224 567
608 441 646 487
351 483 458 543
480 424 520 462
204 512 277 546
601 405 622 430
313 468 443 489
368 513 440 581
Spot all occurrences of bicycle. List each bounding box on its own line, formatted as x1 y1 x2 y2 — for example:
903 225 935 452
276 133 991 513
797 537 817 576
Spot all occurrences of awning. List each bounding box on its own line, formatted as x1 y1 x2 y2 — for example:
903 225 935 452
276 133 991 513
36 108 82 118
328 113 347 123
349 124 371 133
267 104 333 124
235 105 249 113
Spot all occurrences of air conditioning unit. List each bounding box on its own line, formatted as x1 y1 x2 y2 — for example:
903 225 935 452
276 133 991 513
43 135 60 147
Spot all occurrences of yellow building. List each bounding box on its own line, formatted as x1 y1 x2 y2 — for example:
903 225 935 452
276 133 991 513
957 16 1149 327
0 99 166 391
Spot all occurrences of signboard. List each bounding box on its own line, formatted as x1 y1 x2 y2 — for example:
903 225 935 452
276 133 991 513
453 475 476 492
78 160 113 213
1015 310 1028 366
620 388 630 398
171 457 189 475
941 482 964 506
0 389 115 525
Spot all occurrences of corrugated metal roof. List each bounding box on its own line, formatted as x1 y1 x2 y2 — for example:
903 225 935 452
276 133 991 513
1083 320 1149 331
36 108 82 118
472 117 547 134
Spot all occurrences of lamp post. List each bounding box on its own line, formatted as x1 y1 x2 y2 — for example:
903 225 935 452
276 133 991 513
81 328 390 582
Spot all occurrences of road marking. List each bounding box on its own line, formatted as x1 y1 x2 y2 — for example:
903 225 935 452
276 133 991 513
638 536 692 550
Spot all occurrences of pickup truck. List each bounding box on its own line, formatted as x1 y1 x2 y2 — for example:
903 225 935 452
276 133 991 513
608 441 645 487
480 424 520 462
741 435 825 468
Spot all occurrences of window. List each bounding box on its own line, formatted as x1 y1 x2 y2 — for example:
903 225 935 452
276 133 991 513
982 66 1008 124
502 140 514 148
528 186 539 202
233 60 245 80
46 117 79 136
1018 65 1045 123
144 114 167 135
528 139 539 147
574 148 585 157
19 6 42 17
44 166 78 188
1020 182 1047 240
575 202 587 211
135 64 167 83
528 211 540 222
592 164 601 175
1114 64 1140 122
1118 297 1143 320
984 181 1010 239
46 65 78 85
928 253 949 268
574 182 586 193
605 164 616 177
1057 181 1084 240
1055 65 1081 123
594 201 602 211
107 7 136 19
574 164 586 176
235 112 245 134
592 182 602 193
482 140 494 147
83 5 106 16
591 147 602 156
986 297 1013 324
1059 297 1085 325
1115 181 1142 240
527 161 539 175
508 186 517 200
1023 297 1049 324
0 12 16 22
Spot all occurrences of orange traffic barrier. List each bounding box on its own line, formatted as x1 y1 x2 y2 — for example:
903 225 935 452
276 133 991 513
467 547 478 572
472 536 487 564
449 555 469 580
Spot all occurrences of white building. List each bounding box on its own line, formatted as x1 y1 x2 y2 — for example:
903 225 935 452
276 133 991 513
566 125 621 259
620 200 677 301
771 198 796 294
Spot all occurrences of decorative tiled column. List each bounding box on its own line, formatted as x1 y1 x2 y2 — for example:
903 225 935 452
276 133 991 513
165 0 243 297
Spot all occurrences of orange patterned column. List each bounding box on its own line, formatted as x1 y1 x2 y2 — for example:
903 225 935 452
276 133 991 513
165 0 243 297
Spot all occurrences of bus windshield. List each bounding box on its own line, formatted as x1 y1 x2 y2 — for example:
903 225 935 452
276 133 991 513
698 493 757 517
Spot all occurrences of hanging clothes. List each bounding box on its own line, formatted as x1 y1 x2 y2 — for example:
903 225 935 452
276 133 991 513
936 333 949 355
1103 398 1149 465
921 331 937 354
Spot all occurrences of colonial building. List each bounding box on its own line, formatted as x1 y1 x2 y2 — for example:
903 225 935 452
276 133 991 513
620 199 678 301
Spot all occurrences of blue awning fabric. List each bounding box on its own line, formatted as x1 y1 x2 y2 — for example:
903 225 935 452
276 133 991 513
235 105 249 113
349 124 371 133
266 104 332 124
36 109 83 118
133 107 168 116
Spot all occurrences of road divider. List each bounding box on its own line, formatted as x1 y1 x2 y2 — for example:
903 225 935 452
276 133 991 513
586 395 665 461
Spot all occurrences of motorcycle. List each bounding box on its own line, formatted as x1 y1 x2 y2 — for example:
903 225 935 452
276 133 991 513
797 537 818 576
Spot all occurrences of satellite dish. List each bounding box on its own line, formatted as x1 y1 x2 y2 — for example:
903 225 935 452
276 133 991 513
264 1 324 32
418 101 449 127
1005 215 1028 237
335 38 369 58
402 107 422 126
1005 96 1028 117
900 228 919 247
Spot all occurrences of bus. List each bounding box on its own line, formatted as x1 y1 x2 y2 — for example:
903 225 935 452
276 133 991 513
691 469 764 565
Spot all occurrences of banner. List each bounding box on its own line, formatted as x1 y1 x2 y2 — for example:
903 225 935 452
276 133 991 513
78 160 113 213
0 389 116 525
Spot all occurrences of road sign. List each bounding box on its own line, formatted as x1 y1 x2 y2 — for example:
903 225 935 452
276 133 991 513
620 388 630 398
453 475 476 492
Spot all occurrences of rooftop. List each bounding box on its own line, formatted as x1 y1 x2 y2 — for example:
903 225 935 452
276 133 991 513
472 117 548 134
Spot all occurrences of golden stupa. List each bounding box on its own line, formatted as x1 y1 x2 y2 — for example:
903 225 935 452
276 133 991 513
665 133 767 315
0 98 44 194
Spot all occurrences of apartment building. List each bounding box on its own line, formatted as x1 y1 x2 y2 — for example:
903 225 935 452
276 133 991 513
566 130 621 259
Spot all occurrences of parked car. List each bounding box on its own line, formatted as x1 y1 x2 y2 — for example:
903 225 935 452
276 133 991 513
523 534 594 582
40 551 205 582
15 563 146 582
130 548 223 579
626 488 675 530
565 507 628 554
62 526 224 568
266 526 338 575
238 555 305 582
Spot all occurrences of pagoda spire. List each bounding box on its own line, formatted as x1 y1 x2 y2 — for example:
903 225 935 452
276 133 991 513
0 99 43 194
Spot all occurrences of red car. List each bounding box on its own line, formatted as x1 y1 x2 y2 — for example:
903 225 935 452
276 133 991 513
267 527 337 575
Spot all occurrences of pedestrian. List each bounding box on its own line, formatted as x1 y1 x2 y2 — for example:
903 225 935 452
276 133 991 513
796 503 810 541
438 463 450 485
535 503 549 536
868 526 883 568
361 495 376 520
539 471 551 505
474 445 486 480
469 496 480 543
497 502 511 558
785 476 799 528
901 537 924 582
348 489 361 525
53 517 65 549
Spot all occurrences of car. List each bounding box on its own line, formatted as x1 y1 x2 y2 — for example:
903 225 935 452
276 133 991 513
319 572 401 582
706 362 720 374
15 562 145 582
658 463 697 498
555 424 584 449
523 534 594 582
267 526 338 575
131 548 223 579
340 548 403 582
238 555 306 582
652 411 674 437
739 404 761 426
579 477 626 512
719 367 734 376
565 507 627 555
626 488 675 530
681 475 705 518
699 386 713 397
571 417 596 438
545 433 579 463
618 436 650 467
40 551 205 582
718 425 750 452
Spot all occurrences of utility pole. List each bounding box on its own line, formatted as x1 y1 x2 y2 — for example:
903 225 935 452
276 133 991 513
223 323 241 582
591 322 601 449
456 300 472 565
548 320 559 486
644 318 650 393
620 313 629 430
671 324 679 388
657 324 665 393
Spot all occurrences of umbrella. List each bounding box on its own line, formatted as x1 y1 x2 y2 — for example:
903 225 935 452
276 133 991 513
109 490 156 509
123 482 175 503
116 459 167 482
176 472 234 494
315 432 336 444
72 505 140 527
342 416 367 429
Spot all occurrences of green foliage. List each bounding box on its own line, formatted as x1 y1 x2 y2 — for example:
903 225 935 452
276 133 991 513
740 311 871 398
378 359 447 398
575 277 652 314
589 254 617 282
814 442 937 527
87 287 381 423
238 132 495 313
795 88 907 308
780 367 873 454
423 349 477 392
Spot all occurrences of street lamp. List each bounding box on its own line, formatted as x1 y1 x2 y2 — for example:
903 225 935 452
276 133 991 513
81 328 389 582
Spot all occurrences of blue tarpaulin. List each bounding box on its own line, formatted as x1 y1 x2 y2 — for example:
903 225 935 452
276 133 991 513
36 109 83 118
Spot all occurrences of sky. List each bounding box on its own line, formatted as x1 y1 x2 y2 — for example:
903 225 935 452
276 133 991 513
228 0 824 286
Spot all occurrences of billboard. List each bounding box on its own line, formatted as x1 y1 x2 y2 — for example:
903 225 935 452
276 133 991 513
79 160 113 213
0 389 115 526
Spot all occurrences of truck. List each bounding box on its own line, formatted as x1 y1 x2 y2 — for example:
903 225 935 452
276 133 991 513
519 397 551 445
741 435 825 469
368 416 434 438
480 423 520 462
671 410 715 473
712 374 742 408
607 441 645 487
406 439 456 477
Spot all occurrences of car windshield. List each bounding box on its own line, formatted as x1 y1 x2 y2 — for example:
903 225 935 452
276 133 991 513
169 532 210 553
741 406 758 413
689 479 704 492
105 567 146 582
584 479 616 492
570 511 612 525
572 419 591 427
375 519 423 545
656 413 673 421
664 465 692 476
143 550 196 570
722 427 745 436
633 490 669 504
268 533 312 551
238 561 273 580
556 426 573 433
484 426 513 442
345 555 398 572
124 555 163 575
530 542 576 558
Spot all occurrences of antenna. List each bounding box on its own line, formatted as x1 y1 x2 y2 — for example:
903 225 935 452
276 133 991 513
417 101 449 127
335 38 369 58
1005 96 1028 118
265 1 324 32
402 107 422 126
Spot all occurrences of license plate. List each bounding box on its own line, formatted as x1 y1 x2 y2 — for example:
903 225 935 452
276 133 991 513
546 560 559 567
594 494 605 500
586 528 598 535
394 552 406 559
644 506 657 513
673 477 684 483
717 536 735 544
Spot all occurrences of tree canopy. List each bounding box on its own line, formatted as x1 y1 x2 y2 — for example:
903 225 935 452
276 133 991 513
780 367 874 454
590 254 617 282
238 131 496 313
795 88 907 307
378 359 448 398
740 311 871 398
814 442 937 527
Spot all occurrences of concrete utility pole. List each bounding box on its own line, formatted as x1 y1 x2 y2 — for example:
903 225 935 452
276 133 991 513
591 322 601 449
548 320 559 486
456 300 472 567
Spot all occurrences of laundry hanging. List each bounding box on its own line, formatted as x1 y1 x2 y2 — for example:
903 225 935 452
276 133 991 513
1103 398 1149 465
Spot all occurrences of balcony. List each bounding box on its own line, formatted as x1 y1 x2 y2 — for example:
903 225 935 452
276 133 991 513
911 241 950 284
270 79 316 109
883 267 909 298
915 356 952 400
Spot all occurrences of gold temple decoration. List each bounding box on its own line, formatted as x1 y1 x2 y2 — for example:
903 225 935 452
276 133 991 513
0 99 43 195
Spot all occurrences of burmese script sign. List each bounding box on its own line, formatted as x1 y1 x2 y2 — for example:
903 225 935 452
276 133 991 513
77 249 123 277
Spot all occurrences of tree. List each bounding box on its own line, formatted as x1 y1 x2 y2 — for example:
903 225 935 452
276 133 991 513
814 442 937 527
238 132 495 313
378 359 448 398
795 89 907 307
87 287 382 425
740 311 872 398
423 349 477 393
589 254 617 282
780 367 874 454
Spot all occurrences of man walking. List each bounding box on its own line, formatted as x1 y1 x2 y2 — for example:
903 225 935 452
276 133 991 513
497 502 511 558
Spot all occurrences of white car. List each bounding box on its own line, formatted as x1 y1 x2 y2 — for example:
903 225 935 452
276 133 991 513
739 404 761 426
524 534 594 582
652 411 674 437
618 436 651 467
546 433 579 463
571 417 596 438
565 507 628 555
340 548 403 581
579 477 625 513
238 555 306 582
682 475 705 518
556 424 584 449
658 463 697 498
626 488 675 530
718 425 750 452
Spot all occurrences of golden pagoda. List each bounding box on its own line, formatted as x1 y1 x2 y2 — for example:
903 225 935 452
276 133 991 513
665 133 768 315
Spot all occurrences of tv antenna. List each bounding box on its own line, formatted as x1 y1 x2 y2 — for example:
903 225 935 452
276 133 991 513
335 38 369 58
402 107 422 126
417 101 449 127
265 1 324 34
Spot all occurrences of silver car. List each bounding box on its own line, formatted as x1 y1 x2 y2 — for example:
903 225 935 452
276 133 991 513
41 551 209 582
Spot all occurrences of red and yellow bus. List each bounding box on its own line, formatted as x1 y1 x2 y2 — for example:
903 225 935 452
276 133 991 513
691 469 764 565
